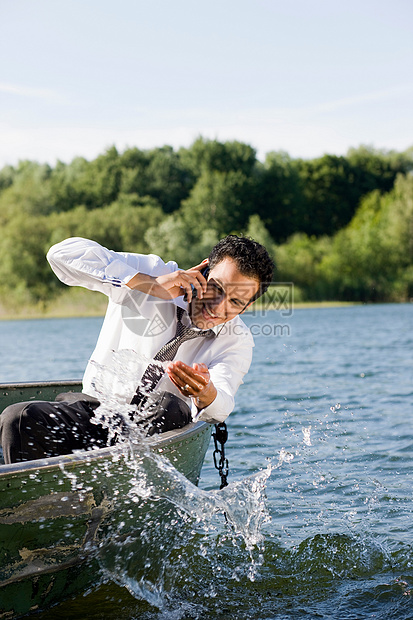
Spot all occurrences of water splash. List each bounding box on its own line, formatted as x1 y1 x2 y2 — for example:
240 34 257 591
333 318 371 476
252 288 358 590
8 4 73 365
121 442 273 554
89 349 156 443
277 448 294 466
57 350 274 609
88 349 272 547
94 450 273 610
302 425 312 446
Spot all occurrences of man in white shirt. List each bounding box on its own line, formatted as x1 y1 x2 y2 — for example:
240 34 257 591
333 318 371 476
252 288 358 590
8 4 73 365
0 235 274 463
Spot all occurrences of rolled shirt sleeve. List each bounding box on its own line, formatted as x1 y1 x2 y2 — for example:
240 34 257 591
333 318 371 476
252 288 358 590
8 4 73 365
47 237 178 303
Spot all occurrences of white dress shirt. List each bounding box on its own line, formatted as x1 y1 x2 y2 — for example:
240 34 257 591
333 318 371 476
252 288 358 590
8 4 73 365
47 237 254 424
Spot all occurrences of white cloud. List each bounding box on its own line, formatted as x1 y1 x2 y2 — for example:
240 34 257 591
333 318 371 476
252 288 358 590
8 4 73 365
0 82 65 103
309 84 413 114
1 112 410 170
1 83 412 168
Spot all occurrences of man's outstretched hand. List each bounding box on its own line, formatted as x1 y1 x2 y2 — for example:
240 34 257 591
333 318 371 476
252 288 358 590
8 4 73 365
166 361 217 410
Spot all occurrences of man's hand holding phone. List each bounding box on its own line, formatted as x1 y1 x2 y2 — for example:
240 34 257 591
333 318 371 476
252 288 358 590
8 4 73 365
126 259 209 302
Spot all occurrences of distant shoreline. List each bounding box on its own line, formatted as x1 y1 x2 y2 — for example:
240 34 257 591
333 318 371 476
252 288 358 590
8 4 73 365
0 299 364 321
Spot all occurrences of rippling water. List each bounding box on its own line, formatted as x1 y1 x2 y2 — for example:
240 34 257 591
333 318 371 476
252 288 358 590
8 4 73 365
0 303 412 619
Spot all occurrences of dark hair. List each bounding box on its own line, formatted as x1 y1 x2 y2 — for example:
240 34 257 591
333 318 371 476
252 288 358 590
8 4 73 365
208 235 275 302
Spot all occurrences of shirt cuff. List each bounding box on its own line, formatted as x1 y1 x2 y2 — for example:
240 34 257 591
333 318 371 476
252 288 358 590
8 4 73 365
190 389 233 424
104 259 140 287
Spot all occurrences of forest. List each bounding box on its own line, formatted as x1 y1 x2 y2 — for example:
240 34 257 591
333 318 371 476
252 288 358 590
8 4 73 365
0 137 412 313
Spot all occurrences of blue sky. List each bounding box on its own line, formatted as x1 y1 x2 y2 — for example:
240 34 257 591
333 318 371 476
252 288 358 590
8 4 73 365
0 0 412 167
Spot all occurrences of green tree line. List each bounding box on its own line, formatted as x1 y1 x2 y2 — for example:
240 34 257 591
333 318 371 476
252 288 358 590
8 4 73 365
0 138 412 309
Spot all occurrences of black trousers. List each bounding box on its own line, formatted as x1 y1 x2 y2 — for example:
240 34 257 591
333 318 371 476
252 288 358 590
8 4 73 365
0 391 192 464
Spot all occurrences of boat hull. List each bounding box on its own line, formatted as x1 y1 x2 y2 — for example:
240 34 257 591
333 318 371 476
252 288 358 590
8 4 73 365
0 382 212 617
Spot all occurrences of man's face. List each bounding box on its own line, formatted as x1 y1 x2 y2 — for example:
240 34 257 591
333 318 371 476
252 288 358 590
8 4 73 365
189 257 260 330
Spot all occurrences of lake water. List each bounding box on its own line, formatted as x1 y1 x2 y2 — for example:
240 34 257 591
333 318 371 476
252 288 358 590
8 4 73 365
0 303 412 619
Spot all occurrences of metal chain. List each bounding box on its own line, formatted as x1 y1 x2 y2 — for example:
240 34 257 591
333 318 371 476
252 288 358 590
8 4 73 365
212 422 229 489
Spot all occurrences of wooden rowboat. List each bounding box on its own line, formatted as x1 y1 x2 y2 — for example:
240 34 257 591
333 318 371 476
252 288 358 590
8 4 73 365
0 381 213 618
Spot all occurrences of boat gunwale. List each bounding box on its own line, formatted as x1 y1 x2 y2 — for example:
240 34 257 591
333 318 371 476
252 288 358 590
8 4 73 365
0 380 211 477
0 380 84 390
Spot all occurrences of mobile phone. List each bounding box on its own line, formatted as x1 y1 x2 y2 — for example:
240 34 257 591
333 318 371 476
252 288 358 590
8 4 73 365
184 265 210 301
